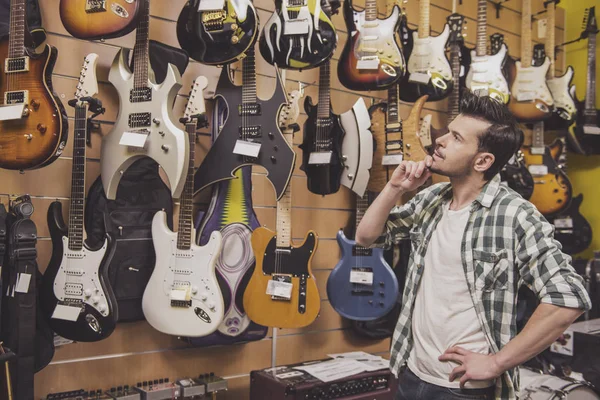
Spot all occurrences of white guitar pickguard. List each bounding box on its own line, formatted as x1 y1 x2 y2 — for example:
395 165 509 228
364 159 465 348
52 236 110 318
511 57 554 106
340 97 373 197
407 25 452 83
101 48 189 200
547 66 576 119
142 211 224 337
466 43 510 102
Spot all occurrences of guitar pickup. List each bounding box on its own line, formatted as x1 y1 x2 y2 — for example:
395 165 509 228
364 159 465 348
239 103 261 116
128 112 151 128
64 283 84 296
351 289 375 296
357 56 380 70
4 90 27 105
4 57 29 73
352 246 373 256
129 87 152 103
385 140 402 151
239 126 262 138
85 0 107 12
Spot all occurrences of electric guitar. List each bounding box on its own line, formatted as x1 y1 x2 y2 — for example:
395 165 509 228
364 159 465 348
243 93 320 329
259 0 337 70
544 1 577 130
101 0 188 200
59 0 141 40
194 48 296 201
0 0 68 170
465 0 509 104
568 7 600 155
507 0 553 122
399 0 452 102
327 193 399 321
142 76 225 337
300 61 345 195
177 0 259 65
500 150 534 200
41 54 118 342
337 0 404 91
447 12 470 121
522 122 571 216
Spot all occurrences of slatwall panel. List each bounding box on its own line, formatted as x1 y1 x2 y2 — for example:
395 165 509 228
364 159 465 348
0 0 564 397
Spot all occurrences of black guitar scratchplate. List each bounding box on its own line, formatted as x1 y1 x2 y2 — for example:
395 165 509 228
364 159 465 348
193 67 295 200
261 233 316 276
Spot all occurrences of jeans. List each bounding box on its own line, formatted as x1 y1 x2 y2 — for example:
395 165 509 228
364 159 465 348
395 368 495 400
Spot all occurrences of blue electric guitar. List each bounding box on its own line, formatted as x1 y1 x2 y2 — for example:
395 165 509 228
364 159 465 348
327 192 399 321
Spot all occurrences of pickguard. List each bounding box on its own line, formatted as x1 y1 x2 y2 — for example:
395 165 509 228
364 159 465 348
261 235 316 276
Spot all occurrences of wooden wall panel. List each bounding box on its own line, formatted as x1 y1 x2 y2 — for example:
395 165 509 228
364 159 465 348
7 0 564 397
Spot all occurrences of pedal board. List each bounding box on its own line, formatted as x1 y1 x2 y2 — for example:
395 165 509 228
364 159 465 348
45 389 112 399
106 385 141 400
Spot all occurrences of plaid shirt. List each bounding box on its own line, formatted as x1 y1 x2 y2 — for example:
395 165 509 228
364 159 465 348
372 175 592 400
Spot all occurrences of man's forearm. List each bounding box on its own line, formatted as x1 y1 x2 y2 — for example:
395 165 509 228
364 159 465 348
493 303 583 372
356 183 404 247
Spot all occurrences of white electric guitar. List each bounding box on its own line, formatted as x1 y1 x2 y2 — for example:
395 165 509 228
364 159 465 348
101 0 188 200
142 76 225 337
466 0 510 103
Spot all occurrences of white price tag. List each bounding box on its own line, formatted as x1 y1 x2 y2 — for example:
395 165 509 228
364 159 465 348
51 304 81 321
382 154 403 165
233 140 262 157
538 19 547 39
356 57 380 70
409 72 430 84
276 371 305 379
554 217 573 229
198 0 225 11
170 288 189 301
350 270 374 285
530 146 546 155
0 104 25 121
583 125 600 135
15 273 31 293
266 280 293 299
308 151 332 165
550 329 574 356
528 164 548 176
516 92 535 102
284 19 309 35
120 131 149 148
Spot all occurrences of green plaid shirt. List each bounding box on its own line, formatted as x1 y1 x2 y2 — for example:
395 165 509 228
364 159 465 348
372 175 592 400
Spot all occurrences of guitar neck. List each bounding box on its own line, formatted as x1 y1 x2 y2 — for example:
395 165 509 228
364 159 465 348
387 85 399 125
585 33 597 114
133 0 150 89
242 47 258 104
354 194 369 234
365 0 378 21
475 0 487 56
317 61 331 119
276 133 294 248
449 43 461 121
520 0 532 67
532 121 545 151
546 1 556 78
68 104 89 251
177 123 196 250
8 0 26 58
418 0 430 39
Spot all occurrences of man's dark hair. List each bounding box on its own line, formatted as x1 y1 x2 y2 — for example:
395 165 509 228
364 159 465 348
459 91 524 181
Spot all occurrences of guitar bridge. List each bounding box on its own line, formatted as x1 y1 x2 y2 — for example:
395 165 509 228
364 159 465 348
202 10 226 31
170 286 192 308
4 90 28 105
239 126 262 138
4 57 29 73
85 0 107 13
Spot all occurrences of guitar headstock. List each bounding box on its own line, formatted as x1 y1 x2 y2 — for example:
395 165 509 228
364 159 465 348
75 54 99 102
582 7 599 37
447 13 466 45
418 114 433 148
183 76 209 128
532 43 546 66
278 89 303 134
490 33 505 55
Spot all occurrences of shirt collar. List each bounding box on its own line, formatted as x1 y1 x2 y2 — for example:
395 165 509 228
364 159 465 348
437 174 502 210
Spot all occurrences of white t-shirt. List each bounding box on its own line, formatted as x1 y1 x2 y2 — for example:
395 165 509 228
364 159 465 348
407 202 494 389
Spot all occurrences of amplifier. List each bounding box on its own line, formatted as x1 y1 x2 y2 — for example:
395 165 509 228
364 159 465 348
250 361 397 400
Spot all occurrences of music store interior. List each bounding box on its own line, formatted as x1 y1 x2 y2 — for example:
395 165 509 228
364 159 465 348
0 0 599 398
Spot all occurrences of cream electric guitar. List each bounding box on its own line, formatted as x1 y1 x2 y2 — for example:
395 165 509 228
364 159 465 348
142 77 225 337
466 0 510 103
101 0 188 200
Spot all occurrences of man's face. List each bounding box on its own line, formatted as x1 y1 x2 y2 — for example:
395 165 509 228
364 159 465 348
430 115 494 178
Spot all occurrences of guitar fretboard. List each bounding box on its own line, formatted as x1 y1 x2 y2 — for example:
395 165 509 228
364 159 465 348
317 61 331 119
242 47 258 105
276 132 294 248
176 123 196 250
387 85 399 125
449 40 461 121
585 33 597 115
68 104 89 251
532 121 545 150
418 0 431 39
365 0 378 22
520 0 532 68
8 0 26 58
133 0 150 89
476 0 487 57
546 1 556 78
354 194 369 234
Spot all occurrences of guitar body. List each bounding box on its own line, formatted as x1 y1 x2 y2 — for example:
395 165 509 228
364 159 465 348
327 230 398 321
177 0 259 65
507 57 553 122
300 96 345 195
259 0 336 70
41 202 118 342
243 227 320 328
466 43 510 104
500 154 534 200
0 40 67 170
547 194 592 255
566 97 600 155
101 48 188 200
59 0 141 40
337 2 404 91
142 211 224 337
194 67 295 200
546 66 577 129
399 25 452 102
522 139 572 216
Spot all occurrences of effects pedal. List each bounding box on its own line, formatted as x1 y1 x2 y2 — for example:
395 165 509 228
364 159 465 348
106 385 141 400
133 378 181 400
196 373 228 393
176 377 206 398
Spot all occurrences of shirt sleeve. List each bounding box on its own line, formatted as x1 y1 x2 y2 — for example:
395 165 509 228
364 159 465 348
370 196 418 250
513 203 592 311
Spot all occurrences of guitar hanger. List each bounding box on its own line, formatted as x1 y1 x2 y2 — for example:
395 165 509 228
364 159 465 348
487 0 508 19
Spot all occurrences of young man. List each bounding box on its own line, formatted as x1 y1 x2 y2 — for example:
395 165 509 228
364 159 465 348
356 92 591 400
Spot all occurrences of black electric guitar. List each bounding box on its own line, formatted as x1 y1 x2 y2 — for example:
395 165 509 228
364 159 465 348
567 7 600 155
446 12 470 122
500 150 534 200
193 48 296 200
41 54 119 342
177 0 259 65
299 61 345 195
